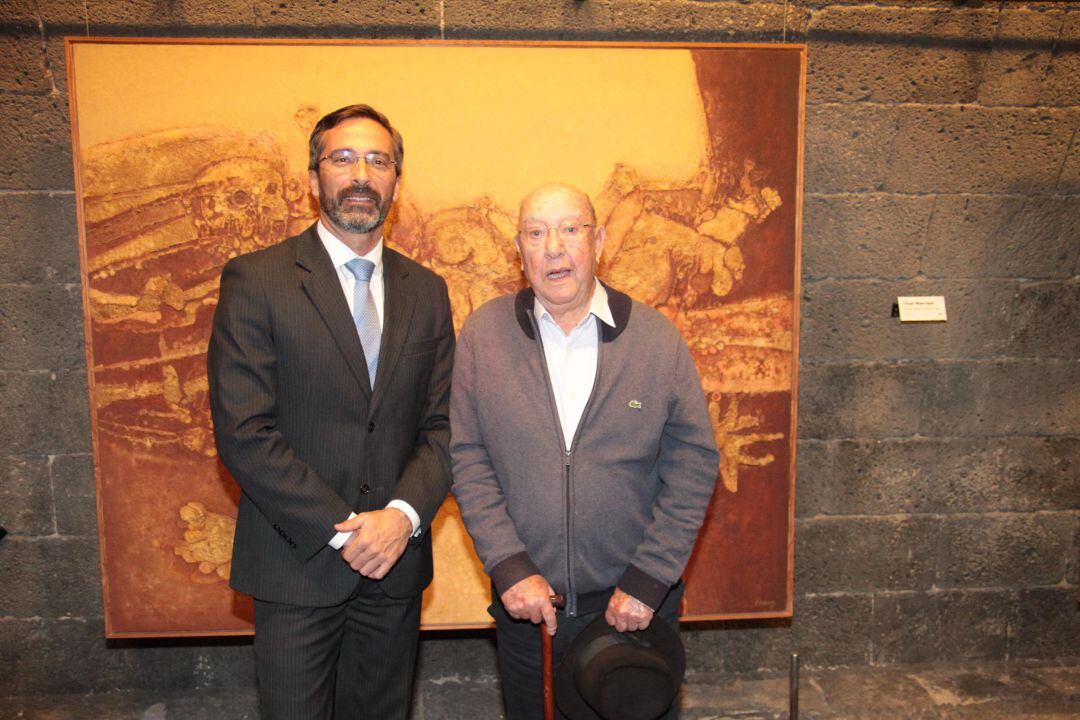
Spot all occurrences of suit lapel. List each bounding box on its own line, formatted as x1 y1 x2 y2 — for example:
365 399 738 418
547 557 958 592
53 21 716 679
295 226 374 396
370 248 416 414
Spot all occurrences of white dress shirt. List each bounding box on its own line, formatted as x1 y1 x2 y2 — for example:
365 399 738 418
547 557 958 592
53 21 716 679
534 281 616 450
317 221 421 548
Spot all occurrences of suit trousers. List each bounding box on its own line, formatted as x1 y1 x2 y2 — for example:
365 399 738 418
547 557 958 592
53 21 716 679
491 583 684 720
253 578 422 720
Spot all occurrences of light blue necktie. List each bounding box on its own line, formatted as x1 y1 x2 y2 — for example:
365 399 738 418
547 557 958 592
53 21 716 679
344 258 380 386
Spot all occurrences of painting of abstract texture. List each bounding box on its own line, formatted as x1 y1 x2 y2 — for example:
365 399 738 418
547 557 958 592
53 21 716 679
68 39 805 636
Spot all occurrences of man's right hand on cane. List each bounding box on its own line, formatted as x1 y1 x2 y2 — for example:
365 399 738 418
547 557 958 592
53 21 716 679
501 574 558 636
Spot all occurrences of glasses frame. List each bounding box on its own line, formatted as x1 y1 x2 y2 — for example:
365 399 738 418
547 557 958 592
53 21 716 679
318 149 399 174
518 222 595 246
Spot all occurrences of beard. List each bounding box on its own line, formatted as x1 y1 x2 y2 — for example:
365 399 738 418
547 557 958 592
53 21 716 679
321 181 392 234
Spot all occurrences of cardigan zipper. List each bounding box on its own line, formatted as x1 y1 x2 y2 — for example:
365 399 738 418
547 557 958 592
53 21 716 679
563 322 604 618
527 310 578 616
529 310 605 619
563 450 574 616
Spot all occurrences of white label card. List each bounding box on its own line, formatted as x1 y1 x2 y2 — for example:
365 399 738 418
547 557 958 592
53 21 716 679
897 296 947 322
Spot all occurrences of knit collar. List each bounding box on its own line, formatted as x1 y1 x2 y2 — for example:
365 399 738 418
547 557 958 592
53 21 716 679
515 280 631 342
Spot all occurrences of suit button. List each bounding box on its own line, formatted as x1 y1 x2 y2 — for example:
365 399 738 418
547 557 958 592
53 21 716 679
367 421 375 433
359 484 371 495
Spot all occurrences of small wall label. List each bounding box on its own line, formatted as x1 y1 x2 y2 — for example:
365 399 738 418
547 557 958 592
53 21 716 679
897 296 947 322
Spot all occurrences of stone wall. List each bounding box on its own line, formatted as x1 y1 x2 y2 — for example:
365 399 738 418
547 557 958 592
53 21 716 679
1 0 1077 712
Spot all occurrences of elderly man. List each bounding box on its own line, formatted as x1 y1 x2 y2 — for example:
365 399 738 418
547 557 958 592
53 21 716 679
450 183 719 719
208 104 454 719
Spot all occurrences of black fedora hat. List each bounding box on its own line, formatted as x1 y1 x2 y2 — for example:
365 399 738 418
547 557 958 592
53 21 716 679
554 615 685 720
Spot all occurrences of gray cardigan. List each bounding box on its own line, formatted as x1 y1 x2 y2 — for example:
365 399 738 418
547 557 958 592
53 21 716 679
450 284 719 614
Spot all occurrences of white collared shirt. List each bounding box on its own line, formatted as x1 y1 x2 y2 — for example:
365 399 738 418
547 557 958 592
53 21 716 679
317 221 421 544
534 281 616 450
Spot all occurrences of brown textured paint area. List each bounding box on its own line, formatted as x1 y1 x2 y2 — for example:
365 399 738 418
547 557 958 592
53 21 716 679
71 41 803 634
678 47 803 617
81 128 296 633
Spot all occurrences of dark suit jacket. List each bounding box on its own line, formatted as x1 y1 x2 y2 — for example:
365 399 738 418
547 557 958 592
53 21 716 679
207 224 455 606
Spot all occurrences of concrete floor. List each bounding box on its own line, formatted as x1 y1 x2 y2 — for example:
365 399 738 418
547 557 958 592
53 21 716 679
3 659 1077 719
681 659 1080 719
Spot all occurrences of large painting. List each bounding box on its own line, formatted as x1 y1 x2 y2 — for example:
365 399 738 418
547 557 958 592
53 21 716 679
68 39 804 637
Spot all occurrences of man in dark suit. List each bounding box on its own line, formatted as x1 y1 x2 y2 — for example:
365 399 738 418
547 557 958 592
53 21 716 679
208 104 455 720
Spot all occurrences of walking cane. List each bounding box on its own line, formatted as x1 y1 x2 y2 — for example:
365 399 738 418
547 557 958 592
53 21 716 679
543 593 567 720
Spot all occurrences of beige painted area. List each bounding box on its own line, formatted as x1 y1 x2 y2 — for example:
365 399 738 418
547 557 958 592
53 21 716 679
73 43 707 212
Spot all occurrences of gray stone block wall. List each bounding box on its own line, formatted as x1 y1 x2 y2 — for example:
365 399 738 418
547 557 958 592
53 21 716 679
0 0 1076 714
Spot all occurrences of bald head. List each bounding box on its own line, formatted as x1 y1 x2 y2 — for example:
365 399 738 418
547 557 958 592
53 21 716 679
515 183 605 333
518 183 597 227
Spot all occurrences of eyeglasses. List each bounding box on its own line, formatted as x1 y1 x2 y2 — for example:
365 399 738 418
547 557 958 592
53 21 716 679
518 222 594 246
319 149 398 175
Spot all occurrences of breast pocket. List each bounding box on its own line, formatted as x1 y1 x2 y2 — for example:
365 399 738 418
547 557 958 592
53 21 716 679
402 336 440 357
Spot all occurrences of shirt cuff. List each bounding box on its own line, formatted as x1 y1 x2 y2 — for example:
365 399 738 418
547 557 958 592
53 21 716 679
328 511 357 550
386 499 422 537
